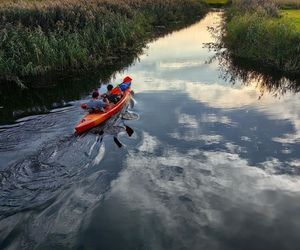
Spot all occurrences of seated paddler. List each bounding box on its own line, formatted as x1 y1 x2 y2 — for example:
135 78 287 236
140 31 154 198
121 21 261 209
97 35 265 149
81 90 109 113
101 84 122 104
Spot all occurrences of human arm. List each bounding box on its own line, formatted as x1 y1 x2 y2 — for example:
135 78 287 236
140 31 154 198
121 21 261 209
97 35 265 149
80 103 88 109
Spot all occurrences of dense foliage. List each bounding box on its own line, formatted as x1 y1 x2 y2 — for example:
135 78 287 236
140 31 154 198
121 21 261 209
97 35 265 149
222 0 300 74
0 0 207 80
275 0 300 9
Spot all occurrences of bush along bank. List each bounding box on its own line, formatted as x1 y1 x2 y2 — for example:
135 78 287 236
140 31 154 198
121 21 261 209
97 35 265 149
221 0 300 75
0 0 208 82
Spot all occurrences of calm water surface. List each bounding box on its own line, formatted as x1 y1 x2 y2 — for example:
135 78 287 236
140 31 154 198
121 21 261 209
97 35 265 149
1 12 300 250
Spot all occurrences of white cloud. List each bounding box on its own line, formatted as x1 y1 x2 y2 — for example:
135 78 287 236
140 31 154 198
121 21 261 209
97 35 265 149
158 60 206 70
200 113 237 126
178 113 199 128
138 132 160 153
108 132 300 249
169 131 223 145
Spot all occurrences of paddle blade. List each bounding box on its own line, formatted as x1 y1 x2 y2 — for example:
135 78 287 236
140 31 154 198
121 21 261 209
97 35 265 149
114 137 122 148
97 131 104 143
125 125 134 137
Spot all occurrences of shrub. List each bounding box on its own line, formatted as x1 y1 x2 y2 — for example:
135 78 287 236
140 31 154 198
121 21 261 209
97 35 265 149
220 0 300 74
223 13 300 73
227 0 279 19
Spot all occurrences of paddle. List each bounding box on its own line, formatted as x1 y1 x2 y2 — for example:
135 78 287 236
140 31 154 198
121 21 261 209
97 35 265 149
125 125 134 137
121 120 134 137
114 136 123 148
113 123 134 147
94 129 122 147
112 122 134 147
97 130 104 143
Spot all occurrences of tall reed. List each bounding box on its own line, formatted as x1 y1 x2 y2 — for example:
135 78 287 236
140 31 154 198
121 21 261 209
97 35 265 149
0 0 208 81
222 0 300 74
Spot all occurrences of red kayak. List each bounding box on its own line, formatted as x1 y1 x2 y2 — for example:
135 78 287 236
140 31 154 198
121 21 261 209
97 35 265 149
75 83 132 135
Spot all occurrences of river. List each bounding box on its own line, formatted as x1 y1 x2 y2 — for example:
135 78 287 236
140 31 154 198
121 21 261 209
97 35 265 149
0 12 300 250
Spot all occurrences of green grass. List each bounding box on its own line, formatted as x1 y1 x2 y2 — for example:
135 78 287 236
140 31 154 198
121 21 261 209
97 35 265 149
281 10 300 31
205 0 229 6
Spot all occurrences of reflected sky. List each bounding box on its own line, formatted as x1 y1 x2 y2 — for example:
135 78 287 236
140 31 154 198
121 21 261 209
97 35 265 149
81 91 300 250
80 12 300 250
115 12 300 147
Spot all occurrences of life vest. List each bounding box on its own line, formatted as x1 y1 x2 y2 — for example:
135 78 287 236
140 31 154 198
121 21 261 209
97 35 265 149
111 76 132 94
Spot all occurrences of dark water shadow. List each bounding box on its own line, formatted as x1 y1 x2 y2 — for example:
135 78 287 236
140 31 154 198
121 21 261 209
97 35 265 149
0 57 137 125
0 104 138 221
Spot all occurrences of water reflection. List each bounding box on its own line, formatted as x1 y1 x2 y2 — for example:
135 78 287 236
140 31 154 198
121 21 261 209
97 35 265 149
81 105 300 249
209 50 300 97
205 13 300 97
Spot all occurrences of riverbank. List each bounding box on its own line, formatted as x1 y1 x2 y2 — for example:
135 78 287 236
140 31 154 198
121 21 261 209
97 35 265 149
0 0 208 83
221 0 300 75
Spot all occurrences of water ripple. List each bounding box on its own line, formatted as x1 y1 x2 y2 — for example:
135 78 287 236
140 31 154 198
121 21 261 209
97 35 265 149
0 156 72 219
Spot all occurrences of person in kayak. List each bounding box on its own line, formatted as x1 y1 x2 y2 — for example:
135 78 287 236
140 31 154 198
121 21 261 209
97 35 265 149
81 90 109 113
101 84 122 104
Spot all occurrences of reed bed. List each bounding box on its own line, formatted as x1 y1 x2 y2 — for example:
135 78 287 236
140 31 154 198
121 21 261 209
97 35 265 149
222 0 300 74
0 0 207 81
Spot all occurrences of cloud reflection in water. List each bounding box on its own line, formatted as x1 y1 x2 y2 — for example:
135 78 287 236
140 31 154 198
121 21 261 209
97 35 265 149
97 131 300 249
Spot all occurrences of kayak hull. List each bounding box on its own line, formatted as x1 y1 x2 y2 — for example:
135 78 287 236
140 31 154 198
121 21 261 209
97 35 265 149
75 88 131 134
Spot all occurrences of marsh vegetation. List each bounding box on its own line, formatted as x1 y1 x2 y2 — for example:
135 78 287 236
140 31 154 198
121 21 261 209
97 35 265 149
220 0 300 75
0 0 207 82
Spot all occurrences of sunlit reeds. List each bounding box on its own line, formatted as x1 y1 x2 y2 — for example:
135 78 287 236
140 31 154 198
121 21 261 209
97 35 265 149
0 0 207 80
222 0 300 74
